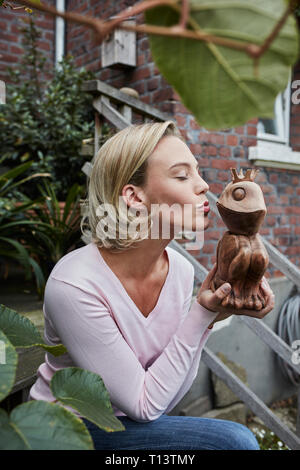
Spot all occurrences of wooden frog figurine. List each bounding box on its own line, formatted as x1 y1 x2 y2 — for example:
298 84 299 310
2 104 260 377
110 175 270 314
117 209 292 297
210 168 269 311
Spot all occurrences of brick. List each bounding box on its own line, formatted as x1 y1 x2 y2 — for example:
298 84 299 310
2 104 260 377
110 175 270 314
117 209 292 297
211 160 237 170
234 126 246 135
175 115 187 128
205 230 221 240
204 145 218 156
152 87 173 102
137 53 145 66
199 132 225 145
217 171 230 182
285 186 295 194
226 135 239 146
190 118 201 130
267 206 283 214
274 227 291 235
269 174 278 184
147 76 160 92
260 184 274 194
196 157 210 167
247 125 257 136
219 146 232 158
266 216 276 226
209 183 224 194
202 243 215 254
265 195 278 204
286 206 300 214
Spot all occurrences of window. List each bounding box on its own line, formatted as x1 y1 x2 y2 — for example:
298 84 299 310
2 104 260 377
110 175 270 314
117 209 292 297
257 79 291 145
249 74 300 170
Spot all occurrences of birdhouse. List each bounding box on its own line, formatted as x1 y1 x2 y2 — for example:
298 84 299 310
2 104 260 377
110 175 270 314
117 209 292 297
101 19 136 68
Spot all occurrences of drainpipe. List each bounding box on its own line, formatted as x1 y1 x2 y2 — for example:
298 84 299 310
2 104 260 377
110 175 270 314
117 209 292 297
55 0 65 68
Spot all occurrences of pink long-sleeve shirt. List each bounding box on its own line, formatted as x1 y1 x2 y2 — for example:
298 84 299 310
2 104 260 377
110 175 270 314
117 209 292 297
29 242 218 422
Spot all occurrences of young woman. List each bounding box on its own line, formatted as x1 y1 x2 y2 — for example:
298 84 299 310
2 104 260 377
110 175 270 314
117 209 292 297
29 121 274 450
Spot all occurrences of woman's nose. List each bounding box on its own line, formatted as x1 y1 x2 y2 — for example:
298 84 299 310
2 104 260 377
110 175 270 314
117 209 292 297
196 176 209 194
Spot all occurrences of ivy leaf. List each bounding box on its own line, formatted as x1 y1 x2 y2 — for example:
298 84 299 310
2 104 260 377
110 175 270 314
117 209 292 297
146 0 299 129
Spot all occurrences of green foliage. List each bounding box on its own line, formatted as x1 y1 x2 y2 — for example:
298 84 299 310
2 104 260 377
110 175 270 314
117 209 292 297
0 17 95 200
251 425 289 450
0 160 48 295
0 305 125 450
51 368 125 432
21 179 84 280
0 159 84 297
0 329 17 402
0 402 93 450
0 304 67 357
146 0 299 129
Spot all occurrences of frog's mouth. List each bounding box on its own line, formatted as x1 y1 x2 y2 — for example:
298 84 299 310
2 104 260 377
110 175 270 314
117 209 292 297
216 202 266 236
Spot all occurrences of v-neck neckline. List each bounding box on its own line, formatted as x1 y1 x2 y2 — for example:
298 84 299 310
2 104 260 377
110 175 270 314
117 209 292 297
92 243 173 322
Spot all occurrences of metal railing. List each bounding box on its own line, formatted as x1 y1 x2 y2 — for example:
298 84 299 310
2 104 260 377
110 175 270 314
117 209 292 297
81 79 300 449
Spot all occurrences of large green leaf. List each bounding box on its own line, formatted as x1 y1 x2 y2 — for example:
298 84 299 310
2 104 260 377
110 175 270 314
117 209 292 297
0 161 33 192
145 0 299 129
0 329 18 402
0 401 93 450
0 304 67 357
50 367 125 432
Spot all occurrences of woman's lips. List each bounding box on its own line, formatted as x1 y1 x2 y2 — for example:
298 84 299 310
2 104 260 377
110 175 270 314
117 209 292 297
196 201 210 214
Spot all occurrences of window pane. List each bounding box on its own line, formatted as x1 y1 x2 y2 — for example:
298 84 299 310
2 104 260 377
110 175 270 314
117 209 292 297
258 118 278 136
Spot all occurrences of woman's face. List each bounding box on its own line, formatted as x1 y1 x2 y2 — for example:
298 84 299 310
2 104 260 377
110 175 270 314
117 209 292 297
139 135 210 237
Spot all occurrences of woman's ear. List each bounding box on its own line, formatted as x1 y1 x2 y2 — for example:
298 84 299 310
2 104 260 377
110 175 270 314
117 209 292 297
121 184 146 210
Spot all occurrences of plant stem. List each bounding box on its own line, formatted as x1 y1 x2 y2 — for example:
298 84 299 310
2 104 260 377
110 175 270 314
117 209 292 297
12 0 294 60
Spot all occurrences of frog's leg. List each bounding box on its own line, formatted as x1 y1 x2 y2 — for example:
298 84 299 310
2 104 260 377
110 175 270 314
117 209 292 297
225 235 252 309
244 235 269 310
215 233 251 309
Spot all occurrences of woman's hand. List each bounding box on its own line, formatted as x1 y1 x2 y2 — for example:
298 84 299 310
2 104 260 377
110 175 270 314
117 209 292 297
197 264 275 328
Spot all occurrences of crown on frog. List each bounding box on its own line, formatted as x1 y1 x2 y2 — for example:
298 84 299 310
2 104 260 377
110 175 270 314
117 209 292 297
230 168 259 183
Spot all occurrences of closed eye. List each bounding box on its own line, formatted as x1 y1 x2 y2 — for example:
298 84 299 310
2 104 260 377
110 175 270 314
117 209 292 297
176 177 188 180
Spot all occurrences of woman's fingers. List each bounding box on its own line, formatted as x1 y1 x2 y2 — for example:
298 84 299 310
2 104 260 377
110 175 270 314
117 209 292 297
218 292 275 319
201 263 217 290
259 276 274 298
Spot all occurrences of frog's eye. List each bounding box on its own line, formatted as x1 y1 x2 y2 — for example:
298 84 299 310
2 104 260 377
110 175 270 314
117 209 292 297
232 187 246 201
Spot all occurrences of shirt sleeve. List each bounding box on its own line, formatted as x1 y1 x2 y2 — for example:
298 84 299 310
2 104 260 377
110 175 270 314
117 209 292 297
44 276 218 423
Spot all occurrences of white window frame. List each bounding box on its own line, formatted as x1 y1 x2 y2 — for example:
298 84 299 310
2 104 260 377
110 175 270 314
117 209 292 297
249 75 300 171
257 83 291 145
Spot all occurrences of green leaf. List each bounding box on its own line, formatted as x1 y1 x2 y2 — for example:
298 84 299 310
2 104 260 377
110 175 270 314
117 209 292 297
0 401 94 450
50 367 125 432
0 161 33 191
145 0 299 129
0 409 28 450
0 329 18 402
0 304 67 357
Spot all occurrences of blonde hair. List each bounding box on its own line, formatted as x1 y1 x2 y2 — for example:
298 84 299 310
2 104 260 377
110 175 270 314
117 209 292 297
80 120 183 252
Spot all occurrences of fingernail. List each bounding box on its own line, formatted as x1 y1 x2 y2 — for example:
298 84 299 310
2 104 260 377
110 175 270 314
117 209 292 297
223 284 231 293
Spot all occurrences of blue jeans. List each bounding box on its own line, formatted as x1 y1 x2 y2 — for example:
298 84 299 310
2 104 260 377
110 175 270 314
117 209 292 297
81 414 260 450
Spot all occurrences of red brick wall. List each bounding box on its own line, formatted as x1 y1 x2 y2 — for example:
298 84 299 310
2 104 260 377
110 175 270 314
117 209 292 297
0 2 55 82
1 0 299 277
